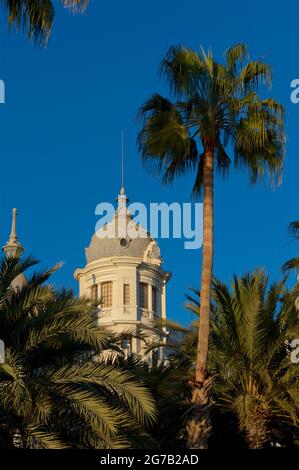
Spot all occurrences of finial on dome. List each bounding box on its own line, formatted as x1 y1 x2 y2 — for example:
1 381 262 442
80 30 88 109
2 208 24 258
117 130 129 206
121 129 125 195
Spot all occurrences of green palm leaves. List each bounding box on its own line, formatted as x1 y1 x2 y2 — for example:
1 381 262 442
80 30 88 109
138 44 285 385
0 256 156 448
282 221 299 273
1 0 89 44
150 272 299 448
210 271 299 447
138 43 285 195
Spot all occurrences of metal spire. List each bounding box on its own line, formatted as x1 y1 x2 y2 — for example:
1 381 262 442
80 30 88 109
120 129 125 195
116 130 129 237
2 208 24 258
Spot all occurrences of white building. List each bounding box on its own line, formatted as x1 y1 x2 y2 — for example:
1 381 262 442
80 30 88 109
1 197 171 361
74 186 171 360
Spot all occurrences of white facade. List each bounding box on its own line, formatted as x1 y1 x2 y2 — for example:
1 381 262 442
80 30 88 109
74 188 171 361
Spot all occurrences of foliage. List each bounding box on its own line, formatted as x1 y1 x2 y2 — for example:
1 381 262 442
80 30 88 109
0 255 156 448
0 0 89 44
146 272 299 448
137 42 285 386
138 43 285 196
210 271 299 447
282 221 299 273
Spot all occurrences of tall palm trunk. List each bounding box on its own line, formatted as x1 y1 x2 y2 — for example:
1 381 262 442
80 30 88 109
186 148 214 449
196 147 214 383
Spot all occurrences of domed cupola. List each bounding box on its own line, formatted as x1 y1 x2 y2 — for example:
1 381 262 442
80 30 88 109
85 187 161 264
74 186 171 362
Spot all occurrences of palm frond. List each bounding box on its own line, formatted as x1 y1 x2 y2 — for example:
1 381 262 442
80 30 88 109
1 0 89 45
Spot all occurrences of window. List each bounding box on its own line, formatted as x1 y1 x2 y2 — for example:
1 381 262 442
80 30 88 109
121 335 132 351
123 284 130 305
152 286 157 312
101 281 112 308
139 282 148 309
90 284 98 303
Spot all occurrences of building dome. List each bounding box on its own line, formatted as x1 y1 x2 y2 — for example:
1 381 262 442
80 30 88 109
86 213 161 264
85 189 161 265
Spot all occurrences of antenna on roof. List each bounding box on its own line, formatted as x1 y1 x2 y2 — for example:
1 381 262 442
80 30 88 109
121 130 125 195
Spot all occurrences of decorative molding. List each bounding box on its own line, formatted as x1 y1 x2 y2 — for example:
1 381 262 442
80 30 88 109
140 308 151 320
99 308 112 318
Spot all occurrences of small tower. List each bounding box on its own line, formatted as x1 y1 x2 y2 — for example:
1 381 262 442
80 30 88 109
3 208 24 259
74 188 171 361
2 208 26 289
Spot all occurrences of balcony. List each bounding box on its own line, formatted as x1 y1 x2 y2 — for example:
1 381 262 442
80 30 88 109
97 306 161 323
139 308 160 322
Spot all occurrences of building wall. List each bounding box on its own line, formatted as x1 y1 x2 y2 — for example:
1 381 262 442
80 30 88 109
74 255 168 360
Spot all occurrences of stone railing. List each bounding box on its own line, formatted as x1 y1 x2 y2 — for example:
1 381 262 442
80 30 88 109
139 308 160 322
98 306 161 322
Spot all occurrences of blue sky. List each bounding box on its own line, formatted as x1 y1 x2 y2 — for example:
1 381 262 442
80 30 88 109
0 0 298 324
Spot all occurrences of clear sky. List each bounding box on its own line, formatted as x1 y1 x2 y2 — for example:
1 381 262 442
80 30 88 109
0 0 298 324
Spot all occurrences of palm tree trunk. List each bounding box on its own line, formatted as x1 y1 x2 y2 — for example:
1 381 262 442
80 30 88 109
185 148 214 449
246 408 269 448
196 147 214 383
185 377 214 449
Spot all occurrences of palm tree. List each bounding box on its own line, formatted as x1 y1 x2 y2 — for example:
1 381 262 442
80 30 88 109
0 255 156 448
282 221 299 273
143 313 241 448
138 43 285 388
1 0 89 44
150 273 299 448
209 271 299 448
